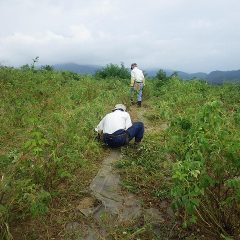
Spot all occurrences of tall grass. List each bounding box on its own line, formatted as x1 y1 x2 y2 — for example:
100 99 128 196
1 66 239 239
118 77 240 239
0 67 129 239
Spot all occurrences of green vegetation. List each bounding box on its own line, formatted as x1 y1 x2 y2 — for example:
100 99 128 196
118 77 240 239
0 66 129 239
0 66 239 239
95 63 130 79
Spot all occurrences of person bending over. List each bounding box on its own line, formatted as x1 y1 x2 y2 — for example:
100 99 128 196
95 104 144 148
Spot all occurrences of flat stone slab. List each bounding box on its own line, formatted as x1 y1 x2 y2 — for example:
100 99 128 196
89 150 142 222
68 149 165 238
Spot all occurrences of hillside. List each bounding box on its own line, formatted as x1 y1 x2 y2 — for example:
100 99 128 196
51 63 240 83
1 66 240 239
53 63 102 74
146 68 240 82
207 69 240 84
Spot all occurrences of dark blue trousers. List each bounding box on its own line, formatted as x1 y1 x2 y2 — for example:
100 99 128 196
103 122 144 148
126 122 144 143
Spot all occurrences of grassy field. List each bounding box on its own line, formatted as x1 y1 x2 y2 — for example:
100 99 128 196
0 67 129 239
118 78 240 239
0 66 240 239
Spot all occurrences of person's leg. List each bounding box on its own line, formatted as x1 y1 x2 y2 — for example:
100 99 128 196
126 122 144 143
137 83 143 107
130 86 134 104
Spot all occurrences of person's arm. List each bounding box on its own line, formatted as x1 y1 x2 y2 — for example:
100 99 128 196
95 117 105 133
130 78 134 87
125 113 132 129
130 71 135 86
141 70 145 86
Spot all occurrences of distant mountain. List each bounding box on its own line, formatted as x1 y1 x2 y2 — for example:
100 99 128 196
207 70 240 84
145 68 240 83
53 63 102 74
51 63 240 84
175 71 208 80
144 69 207 80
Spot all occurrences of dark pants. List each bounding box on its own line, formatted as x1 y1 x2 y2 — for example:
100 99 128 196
126 122 144 142
103 122 144 148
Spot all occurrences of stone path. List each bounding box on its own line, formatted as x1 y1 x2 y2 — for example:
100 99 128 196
90 150 142 223
66 149 164 239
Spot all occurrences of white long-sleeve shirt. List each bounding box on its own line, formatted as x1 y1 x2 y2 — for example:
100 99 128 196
131 67 145 86
95 110 132 134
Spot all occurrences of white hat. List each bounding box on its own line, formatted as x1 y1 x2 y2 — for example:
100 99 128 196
112 104 126 111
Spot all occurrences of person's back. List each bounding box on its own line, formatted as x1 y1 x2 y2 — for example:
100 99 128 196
99 110 132 134
130 63 145 107
131 67 144 83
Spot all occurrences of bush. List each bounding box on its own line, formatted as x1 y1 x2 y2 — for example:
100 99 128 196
156 80 240 238
153 69 171 95
95 63 130 79
41 65 54 71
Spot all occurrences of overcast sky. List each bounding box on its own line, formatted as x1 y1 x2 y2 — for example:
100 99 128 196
0 0 240 73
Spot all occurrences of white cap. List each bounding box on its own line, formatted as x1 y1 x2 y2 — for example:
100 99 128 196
112 104 126 111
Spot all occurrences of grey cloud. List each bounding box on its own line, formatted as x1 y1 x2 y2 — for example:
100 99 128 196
1 0 240 72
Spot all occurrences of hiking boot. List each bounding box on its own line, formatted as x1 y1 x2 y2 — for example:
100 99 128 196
137 101 142 107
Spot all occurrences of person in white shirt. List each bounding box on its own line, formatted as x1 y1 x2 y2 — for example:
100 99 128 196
130 63 145 107
95 104 144 148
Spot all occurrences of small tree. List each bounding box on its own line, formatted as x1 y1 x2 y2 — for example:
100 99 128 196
95 63 130 79
20 64 31 71
156 69 168 81
170 71 178 78
41 65 54 71
155 69 169 88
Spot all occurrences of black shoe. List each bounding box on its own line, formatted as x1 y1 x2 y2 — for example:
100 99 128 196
137 101 141 107
134 138 142 144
